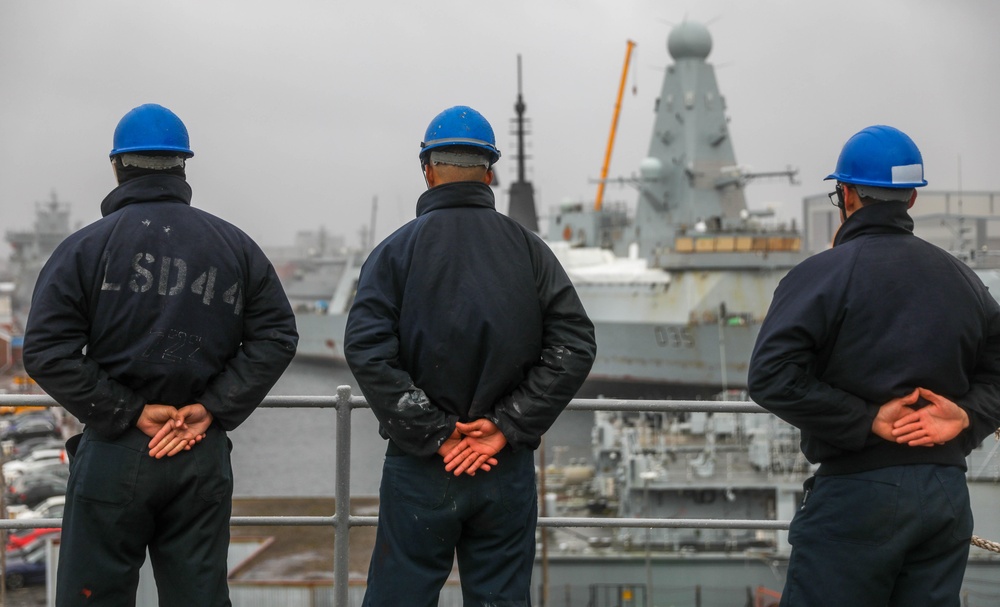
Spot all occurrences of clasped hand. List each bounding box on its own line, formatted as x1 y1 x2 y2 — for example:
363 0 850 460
872 387 969 447
438 418 507 477
136 403 214 459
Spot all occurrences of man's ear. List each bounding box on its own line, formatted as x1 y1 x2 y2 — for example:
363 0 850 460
907 190 917 209
423 163 437 188
483 169 494 186
843 186 862 216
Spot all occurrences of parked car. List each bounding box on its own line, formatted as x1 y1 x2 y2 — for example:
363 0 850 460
7 527 59 551
3 447 66 478
2 410 57 429
6 459 69 484
3 436 65 459
3 542 48 589
5 446 64 463
7 470 67 508
15 495 66 520
0 413 60 444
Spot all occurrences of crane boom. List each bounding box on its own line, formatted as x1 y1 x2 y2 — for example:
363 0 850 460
595 39 636 211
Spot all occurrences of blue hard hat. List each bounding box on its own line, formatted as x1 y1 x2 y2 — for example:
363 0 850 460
419 105 500 166
110 104 193 158
825 125 926 188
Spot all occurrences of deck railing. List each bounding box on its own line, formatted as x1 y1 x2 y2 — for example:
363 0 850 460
0 388 787 607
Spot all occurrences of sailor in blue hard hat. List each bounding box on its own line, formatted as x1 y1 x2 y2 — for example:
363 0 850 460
345 104 595 607
749 122 999 606
826 124 927 222
24 102 297 606
418 105 501 189
109 103 194 184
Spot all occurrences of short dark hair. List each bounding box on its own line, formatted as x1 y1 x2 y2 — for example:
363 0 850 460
854 184 915 204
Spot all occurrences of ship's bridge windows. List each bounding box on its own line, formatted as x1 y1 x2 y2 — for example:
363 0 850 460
674 235 802 253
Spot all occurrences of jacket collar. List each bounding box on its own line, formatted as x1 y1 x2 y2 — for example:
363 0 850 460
833 201 914 247
100 174 193 217
415 181 495 217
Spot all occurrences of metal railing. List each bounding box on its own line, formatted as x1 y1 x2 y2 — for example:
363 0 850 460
0 388 787 607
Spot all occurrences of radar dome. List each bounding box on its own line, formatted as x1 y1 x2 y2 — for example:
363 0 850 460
639 157 664 181
668 21 712 61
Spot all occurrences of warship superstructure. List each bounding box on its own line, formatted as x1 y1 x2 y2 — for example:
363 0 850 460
543 21 803 396
291 21 804 398
5 192 73 325
1 194 74 392
534 399 1000 606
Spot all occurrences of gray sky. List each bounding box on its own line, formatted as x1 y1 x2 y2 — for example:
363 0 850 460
2 0 999 249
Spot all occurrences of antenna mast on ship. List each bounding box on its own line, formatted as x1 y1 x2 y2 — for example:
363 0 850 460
507 54 539 232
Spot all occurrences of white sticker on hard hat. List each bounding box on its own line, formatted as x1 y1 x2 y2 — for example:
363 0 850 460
891 164 922 184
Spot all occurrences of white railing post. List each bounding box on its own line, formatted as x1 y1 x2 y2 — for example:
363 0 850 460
334 385 354 607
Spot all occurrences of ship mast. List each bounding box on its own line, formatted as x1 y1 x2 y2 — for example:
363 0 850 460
515 55 527 185
507 54 539 232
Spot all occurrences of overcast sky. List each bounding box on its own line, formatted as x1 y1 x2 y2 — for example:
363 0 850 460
2 0 998 250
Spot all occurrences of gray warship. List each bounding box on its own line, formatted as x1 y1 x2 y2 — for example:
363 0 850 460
291 20 804 399
538 21 802 398
535 398 1000 606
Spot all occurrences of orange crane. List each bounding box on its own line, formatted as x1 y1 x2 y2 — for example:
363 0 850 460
594 39 636 211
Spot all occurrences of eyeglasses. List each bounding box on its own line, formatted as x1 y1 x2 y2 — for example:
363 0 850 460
828 183 846 208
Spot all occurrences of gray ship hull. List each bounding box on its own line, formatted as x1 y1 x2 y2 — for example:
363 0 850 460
294 311 349 364
580 318 758 398
532 552 1000 607
290 277 768 398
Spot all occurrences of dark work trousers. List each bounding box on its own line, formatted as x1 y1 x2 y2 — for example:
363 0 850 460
780 464 972 607
56 425 233 607
363 443 537 607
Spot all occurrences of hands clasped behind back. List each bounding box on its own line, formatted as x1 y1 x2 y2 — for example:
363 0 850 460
137 403 214 458
871 387 970 447
438 418 508 477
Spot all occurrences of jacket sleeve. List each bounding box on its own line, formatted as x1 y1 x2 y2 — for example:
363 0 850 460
344 247 459 456
23 245 147 439
490 242 597 451
197 249 298 431
747 260 878 453
955 289 1000 451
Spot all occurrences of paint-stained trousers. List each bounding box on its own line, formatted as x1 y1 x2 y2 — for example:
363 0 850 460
363 443 537 607
56 425 233 607
780 464 972 607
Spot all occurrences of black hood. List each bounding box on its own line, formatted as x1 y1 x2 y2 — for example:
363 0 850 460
415 181 495 217
100 174 192 217
833 201 914 247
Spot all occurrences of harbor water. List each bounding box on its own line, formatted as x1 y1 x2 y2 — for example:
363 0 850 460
230 358 597 498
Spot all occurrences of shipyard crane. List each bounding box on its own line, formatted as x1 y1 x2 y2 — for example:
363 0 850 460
594 39 636 211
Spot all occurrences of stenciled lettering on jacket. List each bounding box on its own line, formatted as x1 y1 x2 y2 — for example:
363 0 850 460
100 251 243 315
129 253 155 292
99 251 121 291
142 328 202 363
158 256 187 296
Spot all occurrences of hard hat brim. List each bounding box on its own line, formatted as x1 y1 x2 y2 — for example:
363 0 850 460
109 145 194 158
824 172 926 188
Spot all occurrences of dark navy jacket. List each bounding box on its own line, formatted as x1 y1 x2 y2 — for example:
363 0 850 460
749 201 1000 474
344 181 596 456
23 174 298 439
